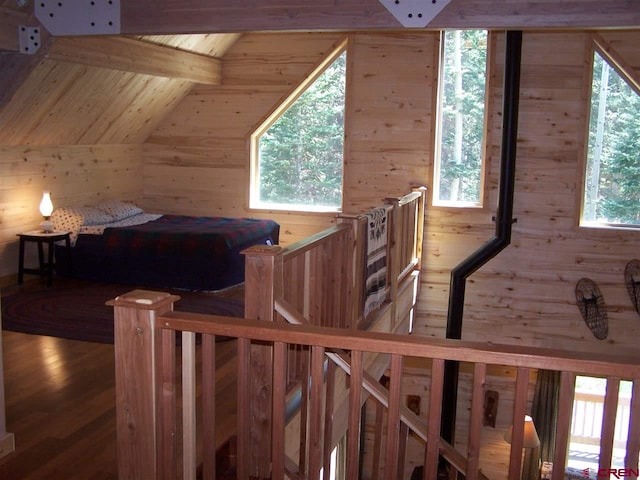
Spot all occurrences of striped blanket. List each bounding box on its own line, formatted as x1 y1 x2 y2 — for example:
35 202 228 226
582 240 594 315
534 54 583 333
364 206 391 317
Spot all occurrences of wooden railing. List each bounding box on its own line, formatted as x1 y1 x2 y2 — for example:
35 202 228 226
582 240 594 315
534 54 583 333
110 296 640 480
234 188 426 476
571 390 632 450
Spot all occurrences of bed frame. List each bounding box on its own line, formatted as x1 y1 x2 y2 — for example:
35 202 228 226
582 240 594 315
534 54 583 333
110 186 640 480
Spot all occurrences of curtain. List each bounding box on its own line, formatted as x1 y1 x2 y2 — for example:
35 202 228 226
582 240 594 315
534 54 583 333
523 369 562 480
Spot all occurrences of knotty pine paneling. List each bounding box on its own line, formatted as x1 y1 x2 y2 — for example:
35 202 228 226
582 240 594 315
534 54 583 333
143 29 640 355
343 33 436 213
0 59 193 146
144 33 348 244
421 30 640 357
0 145 143 277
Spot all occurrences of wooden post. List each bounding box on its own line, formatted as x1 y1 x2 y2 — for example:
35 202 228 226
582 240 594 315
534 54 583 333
242 245 282 479
0 297 15 459
108 289 180 480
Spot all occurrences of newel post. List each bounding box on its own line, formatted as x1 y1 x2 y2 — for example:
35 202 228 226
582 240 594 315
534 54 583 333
107 290 180 480
242 245 283 479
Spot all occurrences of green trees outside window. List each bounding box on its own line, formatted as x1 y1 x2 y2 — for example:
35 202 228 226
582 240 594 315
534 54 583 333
582 49 640 227
251 48 346 212
434 30 488 207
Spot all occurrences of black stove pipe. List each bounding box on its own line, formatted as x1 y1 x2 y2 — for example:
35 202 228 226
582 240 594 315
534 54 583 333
440 30 523 446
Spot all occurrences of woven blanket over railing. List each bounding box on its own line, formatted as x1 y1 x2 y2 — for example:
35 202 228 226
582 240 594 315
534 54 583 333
364 205 391 317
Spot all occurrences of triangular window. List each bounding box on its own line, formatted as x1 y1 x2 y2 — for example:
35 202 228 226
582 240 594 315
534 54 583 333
250 44 347 212
582 48 640 227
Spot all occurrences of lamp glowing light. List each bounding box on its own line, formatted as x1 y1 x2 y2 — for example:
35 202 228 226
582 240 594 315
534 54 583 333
504 414 540 449
39 191 54 233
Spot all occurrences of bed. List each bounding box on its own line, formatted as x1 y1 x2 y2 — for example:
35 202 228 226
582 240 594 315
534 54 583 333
51 201 280 291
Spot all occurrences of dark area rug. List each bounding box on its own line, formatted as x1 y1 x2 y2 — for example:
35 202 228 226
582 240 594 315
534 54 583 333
1 279 244 344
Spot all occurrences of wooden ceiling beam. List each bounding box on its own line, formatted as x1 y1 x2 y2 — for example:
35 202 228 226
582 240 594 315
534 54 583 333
46 36 222 84
119 0 640 34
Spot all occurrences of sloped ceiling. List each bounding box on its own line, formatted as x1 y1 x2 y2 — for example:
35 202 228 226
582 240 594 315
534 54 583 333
0 2 240 146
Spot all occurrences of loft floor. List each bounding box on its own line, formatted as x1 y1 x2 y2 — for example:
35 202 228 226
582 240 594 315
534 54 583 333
0 279 242 479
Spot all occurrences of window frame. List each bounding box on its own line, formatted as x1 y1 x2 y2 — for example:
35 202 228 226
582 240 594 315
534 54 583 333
249 39 348 213
432 29 491 209
579 39 640 230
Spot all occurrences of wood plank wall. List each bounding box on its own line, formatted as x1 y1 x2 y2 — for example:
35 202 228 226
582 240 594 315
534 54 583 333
143 31 437 242
142 29 640 355
0 145 142 278
448 30 640 355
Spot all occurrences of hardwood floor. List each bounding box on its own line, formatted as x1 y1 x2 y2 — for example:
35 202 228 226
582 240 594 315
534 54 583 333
0 331 118 479
0 280 243 479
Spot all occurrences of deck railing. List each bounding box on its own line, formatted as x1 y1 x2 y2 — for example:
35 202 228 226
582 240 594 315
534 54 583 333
571 390 632 450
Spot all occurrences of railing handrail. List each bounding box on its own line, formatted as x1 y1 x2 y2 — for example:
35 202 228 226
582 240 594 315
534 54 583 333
279 223 352 261
158 311 640 380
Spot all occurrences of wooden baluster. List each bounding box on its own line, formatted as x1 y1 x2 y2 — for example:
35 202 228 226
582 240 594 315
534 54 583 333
272 341 287 479
182 331 197 480
236 337 251 480
158 327 177 480
425 358 445 480
625 380 640 473
323 361 337 480
508 367 531 480
201 333 216 480
467 363 487 480
599 376 620 474
385 354 403 480
309 345 325 477
347 350 363 478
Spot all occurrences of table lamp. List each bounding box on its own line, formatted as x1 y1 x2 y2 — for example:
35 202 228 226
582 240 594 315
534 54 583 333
504 414 540 448
39 191 54 233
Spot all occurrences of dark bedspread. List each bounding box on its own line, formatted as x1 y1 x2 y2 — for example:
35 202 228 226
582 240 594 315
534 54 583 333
56 215 280 291
103 215 278 256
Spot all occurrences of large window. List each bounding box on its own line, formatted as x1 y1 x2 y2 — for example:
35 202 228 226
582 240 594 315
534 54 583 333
250 44 347 212
433 30 488 207
581 48 640 228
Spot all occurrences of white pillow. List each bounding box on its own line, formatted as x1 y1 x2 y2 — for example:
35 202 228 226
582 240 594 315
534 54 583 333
95 200 143 221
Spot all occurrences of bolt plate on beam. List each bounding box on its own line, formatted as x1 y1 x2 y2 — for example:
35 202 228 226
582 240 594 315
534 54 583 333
378 0 451 28
18 25 41 54
35 0 120 36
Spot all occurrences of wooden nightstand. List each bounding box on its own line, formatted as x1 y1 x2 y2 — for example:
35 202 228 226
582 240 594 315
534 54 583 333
17 230 72 287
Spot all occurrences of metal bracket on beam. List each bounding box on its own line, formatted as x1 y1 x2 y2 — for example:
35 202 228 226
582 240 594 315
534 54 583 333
35 0 120 36
18 26 41 54
378 0 451 28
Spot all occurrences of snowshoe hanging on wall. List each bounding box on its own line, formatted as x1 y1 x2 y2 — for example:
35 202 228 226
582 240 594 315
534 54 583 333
624 259 640 317
575 278 608 340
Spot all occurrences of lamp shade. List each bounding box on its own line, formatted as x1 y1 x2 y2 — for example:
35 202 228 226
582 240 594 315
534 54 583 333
504 415 540 449
39 191 53 218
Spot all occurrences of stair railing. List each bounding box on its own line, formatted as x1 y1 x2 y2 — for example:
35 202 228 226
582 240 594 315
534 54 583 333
111 293 640 480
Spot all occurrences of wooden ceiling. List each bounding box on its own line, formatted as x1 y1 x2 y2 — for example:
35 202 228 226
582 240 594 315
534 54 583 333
0 1 242 145
0 0 638 146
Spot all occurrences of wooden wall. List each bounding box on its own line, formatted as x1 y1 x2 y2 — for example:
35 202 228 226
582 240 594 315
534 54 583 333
0 145 143 278
143 31 436 243
144 28 640 357
424 30 640 356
